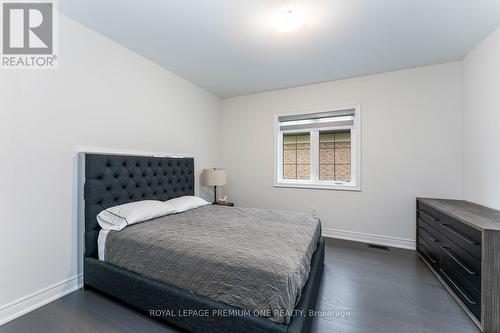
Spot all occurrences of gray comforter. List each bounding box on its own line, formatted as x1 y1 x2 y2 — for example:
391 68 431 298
104 205 321 324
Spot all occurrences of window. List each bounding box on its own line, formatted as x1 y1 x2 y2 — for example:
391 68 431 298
274 105 361 191
283 133 310 180
319 131 351 181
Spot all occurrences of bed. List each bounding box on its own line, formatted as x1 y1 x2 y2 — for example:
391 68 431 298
81 153 325 333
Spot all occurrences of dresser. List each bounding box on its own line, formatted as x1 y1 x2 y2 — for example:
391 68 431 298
416 198 500 332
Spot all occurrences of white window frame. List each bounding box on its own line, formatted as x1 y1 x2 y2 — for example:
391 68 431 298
274 104 362 191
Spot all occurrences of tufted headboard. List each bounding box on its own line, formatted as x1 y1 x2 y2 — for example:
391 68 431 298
82 153 195 258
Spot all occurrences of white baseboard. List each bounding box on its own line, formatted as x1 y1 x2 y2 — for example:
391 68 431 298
0 274 83 326
322 227 416 250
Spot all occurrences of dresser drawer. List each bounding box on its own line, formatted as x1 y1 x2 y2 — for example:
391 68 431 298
417 218 441 244
440 236 481 291
440 260 481 321
418 236 440 270
439 219 481 260
417 202 442 228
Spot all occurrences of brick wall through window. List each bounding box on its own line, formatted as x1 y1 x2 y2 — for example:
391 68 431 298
319 131 351 181
283 133 310 180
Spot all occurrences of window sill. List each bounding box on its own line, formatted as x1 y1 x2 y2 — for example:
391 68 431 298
274 181 361 192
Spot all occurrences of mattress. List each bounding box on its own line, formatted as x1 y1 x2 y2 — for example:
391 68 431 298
99 205 321 324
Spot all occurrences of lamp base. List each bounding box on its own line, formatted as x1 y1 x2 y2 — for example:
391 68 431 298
213 201 234 207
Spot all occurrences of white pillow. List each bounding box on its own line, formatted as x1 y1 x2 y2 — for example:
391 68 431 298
97 200 176 231
165 196 209 213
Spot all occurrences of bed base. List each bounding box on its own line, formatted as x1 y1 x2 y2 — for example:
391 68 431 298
84 237 324 333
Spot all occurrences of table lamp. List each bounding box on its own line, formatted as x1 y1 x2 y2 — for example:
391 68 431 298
202 168 227 203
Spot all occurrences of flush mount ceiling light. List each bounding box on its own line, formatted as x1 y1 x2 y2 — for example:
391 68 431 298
271 5 308 33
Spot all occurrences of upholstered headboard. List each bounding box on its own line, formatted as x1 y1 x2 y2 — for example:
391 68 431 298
83 153 195 258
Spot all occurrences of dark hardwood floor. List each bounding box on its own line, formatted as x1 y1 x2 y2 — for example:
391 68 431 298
0 238 480 333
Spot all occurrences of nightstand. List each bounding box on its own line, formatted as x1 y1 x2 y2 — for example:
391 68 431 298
213 201 234 207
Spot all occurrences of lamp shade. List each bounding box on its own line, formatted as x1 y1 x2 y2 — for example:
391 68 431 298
202 168 227 186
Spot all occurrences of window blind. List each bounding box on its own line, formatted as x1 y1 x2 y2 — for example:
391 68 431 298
278 109 355 131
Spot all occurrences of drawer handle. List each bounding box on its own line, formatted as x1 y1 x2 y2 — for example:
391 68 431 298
418 226 439 243
417 209 439 222
418 246 437 264
439 268 477 305
440 224 477 245
440 247 477 275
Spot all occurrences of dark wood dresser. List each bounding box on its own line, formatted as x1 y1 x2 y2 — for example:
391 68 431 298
416 198 500 332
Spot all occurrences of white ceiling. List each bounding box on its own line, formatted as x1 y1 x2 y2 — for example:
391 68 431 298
59 0 500 98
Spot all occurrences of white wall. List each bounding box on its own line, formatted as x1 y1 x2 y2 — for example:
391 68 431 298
462 26 500 210
0 14 220 320
221 62 463 247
